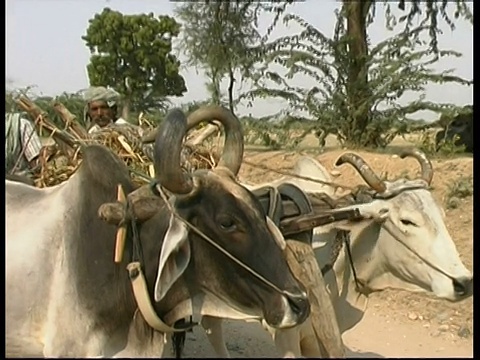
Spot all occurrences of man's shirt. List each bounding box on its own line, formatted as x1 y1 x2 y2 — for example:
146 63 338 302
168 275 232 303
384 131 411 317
5 113 43 175
88 118 129 134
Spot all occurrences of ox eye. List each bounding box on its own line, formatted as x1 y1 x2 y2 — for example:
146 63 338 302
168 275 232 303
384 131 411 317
400 219 418 227
218 215 237 232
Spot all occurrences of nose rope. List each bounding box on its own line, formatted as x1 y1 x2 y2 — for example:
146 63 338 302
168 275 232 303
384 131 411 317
155 185 291 298
381 220 460 281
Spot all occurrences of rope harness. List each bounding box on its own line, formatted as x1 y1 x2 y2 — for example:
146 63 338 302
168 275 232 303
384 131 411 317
119 175 363 335
118 159 461 337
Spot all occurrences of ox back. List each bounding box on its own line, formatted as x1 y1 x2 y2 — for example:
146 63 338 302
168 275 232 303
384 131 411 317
64 146 139 334
6 145 140 356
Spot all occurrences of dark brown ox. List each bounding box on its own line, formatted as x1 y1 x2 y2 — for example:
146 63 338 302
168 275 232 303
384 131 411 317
6 106 310 358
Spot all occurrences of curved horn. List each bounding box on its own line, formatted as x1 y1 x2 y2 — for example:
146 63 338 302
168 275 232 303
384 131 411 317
154 109 194 194
153 106 244 194
141 129 157 144
186 106 244 176
335 153 387 193
399 148 433 185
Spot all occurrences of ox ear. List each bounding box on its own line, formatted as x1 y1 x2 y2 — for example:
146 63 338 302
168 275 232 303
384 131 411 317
154 214 191 302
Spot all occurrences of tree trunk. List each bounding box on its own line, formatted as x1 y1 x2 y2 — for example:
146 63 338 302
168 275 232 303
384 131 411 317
344 0 372 146
227 67 235 115
206 68 222 105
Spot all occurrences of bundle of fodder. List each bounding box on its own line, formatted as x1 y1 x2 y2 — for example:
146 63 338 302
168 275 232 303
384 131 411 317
34 122 221 188
182 122 222 171
134 117 222 174
17 96 223 188
34 126 155 188
88 124 155 186
183 146 219 171
34 144 82 188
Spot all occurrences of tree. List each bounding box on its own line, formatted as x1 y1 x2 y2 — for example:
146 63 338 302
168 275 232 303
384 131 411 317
82 8 187 118
340 0 473 145
175 1 261 114
384 1 473 53
242 1 472 147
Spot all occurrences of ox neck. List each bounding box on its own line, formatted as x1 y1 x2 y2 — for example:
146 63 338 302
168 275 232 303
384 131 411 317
327 221 386 333
163 292 261 326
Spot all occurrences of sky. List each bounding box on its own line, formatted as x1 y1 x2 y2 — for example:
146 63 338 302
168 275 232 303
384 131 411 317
6 0 473 120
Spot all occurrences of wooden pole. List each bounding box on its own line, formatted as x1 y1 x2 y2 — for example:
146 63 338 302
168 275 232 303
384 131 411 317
284 239 345 358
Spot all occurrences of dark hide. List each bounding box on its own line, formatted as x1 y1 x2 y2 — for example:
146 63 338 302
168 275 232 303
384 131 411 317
61 144 180 354
6 173 35 186
139 178 306 321
55 144 307 356
436 110 473 153
66 145 140 353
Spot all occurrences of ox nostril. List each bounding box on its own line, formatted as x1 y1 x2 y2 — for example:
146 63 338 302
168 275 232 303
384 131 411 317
285 290 309 316
452 276 473 296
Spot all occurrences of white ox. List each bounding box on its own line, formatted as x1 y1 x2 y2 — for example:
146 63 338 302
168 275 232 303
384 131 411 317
198 149 473 358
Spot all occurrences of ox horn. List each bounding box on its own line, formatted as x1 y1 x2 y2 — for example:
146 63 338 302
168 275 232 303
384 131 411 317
153 106 243 195
335 153 387 193
399 148 433 185
141 129 157 144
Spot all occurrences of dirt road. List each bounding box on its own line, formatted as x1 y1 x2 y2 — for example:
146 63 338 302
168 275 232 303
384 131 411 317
177 301 472 358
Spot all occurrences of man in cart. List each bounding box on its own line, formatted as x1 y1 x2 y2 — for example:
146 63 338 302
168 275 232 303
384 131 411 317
5 111 43 182
83 86 129 134
83 86 154 160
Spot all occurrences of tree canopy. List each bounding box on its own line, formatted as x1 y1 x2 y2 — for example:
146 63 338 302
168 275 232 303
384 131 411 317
241 1 472 147
82 8 187 116
175 2 261 113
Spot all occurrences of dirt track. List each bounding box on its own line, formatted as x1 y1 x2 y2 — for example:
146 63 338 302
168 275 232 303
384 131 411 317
176 141 473 358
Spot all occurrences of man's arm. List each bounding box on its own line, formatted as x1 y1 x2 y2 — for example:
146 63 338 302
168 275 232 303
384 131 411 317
19 118 43 171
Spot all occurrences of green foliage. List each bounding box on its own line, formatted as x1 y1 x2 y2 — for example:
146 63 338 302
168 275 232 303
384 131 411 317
434 104 473 128
82 8 187 113
175 2 261 112
444 175 473 209
179 100 215 115
416 130 466 157
240 115 317 150
382 1 473 54
241 7 472 148
436 135 467 155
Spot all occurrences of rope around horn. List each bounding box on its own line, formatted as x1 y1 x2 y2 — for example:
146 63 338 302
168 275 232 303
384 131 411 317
131 158 356 193
242 159 356 191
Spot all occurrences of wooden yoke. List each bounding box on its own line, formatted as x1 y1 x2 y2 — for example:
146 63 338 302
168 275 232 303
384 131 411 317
115 184 128 263
284 239 345 358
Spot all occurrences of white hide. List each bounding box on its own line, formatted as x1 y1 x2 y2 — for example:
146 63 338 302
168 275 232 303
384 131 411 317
6 178 113 357
204 154 473 357
301 156 471 332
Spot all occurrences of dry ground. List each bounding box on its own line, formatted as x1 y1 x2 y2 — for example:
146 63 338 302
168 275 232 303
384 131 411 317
178 133 473 358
